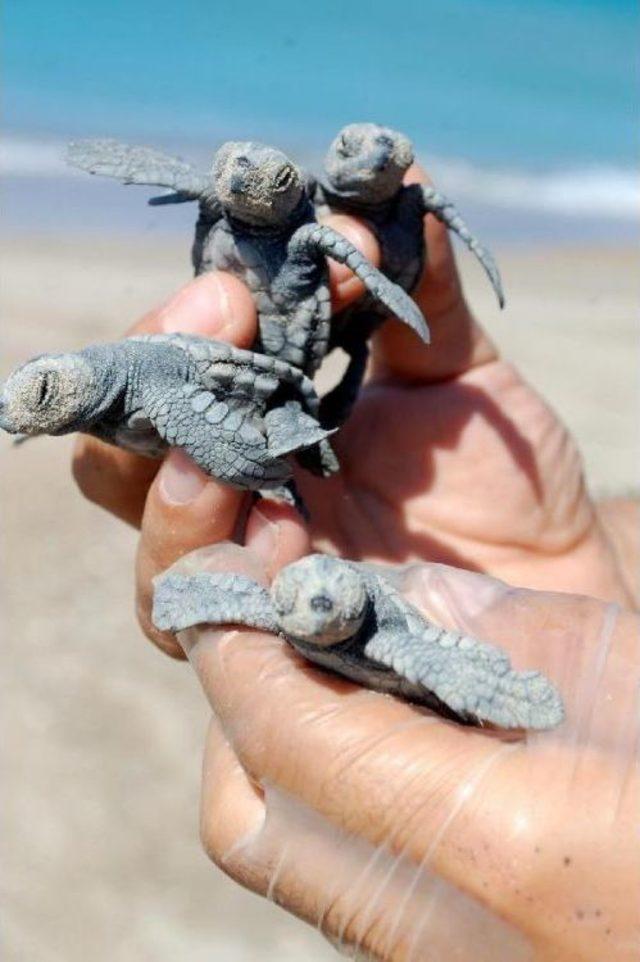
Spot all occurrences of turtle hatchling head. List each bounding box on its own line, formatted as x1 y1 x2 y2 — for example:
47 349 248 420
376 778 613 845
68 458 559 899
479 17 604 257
213 141 305 227
271 554 368 647
0 353 97 436
324 123 414 203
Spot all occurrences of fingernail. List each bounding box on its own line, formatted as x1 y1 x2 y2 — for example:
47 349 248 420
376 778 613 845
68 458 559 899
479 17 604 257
159 450 209 505
248 505 279 559
159 274 233 335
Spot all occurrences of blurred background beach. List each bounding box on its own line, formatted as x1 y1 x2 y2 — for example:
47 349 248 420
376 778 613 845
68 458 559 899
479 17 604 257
2 1 638 960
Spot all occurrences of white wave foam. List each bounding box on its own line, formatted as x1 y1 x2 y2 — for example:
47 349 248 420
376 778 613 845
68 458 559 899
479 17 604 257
430 155 640 220
2 134 638 220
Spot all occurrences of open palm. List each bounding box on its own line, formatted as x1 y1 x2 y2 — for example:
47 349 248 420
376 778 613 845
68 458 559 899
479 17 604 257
299 169 628 605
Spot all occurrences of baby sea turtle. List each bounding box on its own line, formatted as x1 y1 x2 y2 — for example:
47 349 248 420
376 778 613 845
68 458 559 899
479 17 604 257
153 553 564 730
67 139 430 379
315 122 505 424
0 333 339 503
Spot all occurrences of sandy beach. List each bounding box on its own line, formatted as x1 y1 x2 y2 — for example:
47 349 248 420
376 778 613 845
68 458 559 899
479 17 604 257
2 236 638 961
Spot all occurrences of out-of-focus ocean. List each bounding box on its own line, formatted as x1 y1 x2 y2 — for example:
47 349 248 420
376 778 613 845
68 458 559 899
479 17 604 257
2 0 638 240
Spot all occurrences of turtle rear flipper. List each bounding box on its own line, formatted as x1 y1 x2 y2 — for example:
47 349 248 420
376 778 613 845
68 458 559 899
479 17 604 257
265 401 337 462
319 339 370 428
418 184 504 309
148 191 197 206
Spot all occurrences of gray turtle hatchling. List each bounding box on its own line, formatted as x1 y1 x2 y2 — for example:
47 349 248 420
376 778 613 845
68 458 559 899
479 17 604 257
153 553 564 730
315 122 505 424
67 138 430 378
0 333 340 504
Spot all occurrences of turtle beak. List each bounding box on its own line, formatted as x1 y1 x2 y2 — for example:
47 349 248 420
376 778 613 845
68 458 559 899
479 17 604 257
230 172 246 194
369 146 389 174
0 396 13 434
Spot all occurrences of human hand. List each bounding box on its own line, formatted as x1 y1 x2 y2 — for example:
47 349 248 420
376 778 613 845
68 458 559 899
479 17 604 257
297 165 634 606
70 209 380 655
166 530 639 962
71 163 636 662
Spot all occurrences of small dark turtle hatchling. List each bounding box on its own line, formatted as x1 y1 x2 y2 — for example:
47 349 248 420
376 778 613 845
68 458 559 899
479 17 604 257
153 552 564 730
0 333 340 504
67 138 430 380
314 122 505 424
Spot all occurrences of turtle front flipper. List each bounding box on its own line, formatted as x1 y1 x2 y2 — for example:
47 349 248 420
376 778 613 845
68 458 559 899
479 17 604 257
153 571 278 634
136 335 339 484
140 380 292 491
67 139 217 208
364 627 564 730
287 224 431 345
417 185 505 309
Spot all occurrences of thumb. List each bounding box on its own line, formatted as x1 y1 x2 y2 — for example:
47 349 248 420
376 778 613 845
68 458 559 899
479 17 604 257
136 466 309 659
372 163 498 383
135 450 247 658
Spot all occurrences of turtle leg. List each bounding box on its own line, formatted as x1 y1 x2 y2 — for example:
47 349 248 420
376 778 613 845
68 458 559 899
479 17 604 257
141 382 292 491
264 400 339 480
153 570 278 634
287 224 431 345
417 184 504 308
364 628 564 730
264 400 334 459
320 338 370 428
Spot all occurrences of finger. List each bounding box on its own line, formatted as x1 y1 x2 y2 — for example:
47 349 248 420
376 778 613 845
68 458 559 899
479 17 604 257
321 213 381 311
199 717 522 962
244 498 312 577
71 442 161 527
137 477 309 658
135 448 248 658
372 163 498 383
200 716 267 888
72 272 257 527
180 560 638 932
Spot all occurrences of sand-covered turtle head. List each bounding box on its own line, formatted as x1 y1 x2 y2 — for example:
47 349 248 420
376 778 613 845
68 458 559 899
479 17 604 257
271 555 368 647
0 353 98 436
213 141 305 226
324 123 414 203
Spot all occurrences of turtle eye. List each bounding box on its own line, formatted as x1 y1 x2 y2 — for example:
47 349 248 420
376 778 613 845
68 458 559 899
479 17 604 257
34 370 56 407
274 166 294 191
336 134 352 157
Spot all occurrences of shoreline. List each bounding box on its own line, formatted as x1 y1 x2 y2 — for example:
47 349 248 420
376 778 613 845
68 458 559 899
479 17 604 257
3 233 638 494
4 173 639 244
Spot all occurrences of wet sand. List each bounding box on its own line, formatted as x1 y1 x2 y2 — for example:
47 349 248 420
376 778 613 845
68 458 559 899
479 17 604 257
1 236 638 961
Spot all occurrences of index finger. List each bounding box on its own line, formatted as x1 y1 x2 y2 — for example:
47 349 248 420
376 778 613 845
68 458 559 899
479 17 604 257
372 163 498 384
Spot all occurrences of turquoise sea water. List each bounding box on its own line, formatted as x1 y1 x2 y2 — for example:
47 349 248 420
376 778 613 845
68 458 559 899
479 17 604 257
2 0 638 237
